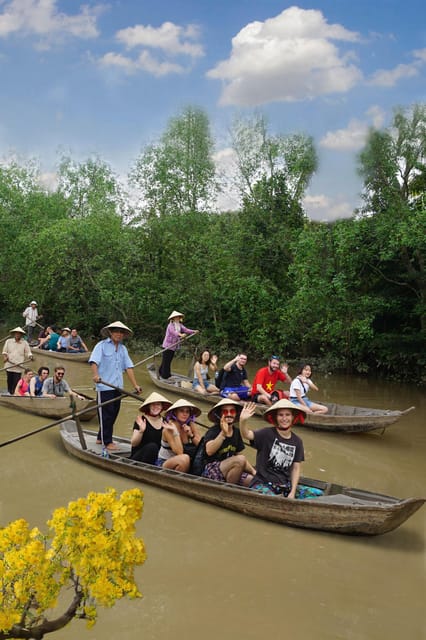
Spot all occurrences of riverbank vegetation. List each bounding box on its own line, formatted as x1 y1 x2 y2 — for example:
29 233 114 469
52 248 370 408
0 105 424 383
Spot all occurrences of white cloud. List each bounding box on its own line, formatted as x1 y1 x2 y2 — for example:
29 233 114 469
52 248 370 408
100 19 204 77
207 6 362 106
320 106 386 151
303 194 353 221
368 48 426 87
99 51 184 76
0 0 101 42
368 63 419 87
116 21 204 58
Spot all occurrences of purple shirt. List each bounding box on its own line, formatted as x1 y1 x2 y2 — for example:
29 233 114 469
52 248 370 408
162 322 196 351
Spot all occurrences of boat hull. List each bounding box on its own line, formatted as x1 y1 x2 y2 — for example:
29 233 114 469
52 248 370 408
31 348 89 362
147 364 414 433
60 422 424 535
0 394 97 421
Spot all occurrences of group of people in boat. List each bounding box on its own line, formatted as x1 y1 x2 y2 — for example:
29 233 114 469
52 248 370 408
37 326 89 353
129 391 323 499
158 310 328 414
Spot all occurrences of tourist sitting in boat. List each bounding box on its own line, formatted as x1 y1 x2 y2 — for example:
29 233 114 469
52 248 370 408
57 328 71 352
42 366 84 400
156 399 202 472
192 349 219 395
14 368 34 396
218 353 251 401
130 392 172 464
289 364 328 414
201 398 255 486
250 355 292 406
66 328 89 353
37 326 60 351
29 366 50 397
239 399 323 499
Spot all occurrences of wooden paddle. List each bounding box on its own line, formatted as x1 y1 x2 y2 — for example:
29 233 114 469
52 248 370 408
0 358 33 373
0 392 126 449
132 331 198 368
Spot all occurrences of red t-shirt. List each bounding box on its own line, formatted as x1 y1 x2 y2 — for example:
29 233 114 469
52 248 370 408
251 367 287 397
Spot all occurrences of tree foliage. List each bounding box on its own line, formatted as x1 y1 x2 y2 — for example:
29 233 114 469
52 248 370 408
0 103 424 383
0 489 146 639
130 106 217 219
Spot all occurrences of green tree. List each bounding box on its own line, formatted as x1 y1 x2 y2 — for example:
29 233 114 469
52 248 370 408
130 106 217 218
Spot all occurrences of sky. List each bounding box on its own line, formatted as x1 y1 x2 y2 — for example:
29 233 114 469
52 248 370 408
0 0 425 221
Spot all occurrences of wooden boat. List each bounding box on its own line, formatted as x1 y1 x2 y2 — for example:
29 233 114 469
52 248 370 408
147 363 414 434
31 347 90 363
60 420 424 536
0 393 97 421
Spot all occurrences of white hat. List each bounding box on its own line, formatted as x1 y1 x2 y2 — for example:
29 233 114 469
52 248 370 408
263 398 307 426
30 300 37 305
168 310 184 320
207 398 242 423
166 398 201 418
62 327 71 333
139 392 172 413
10 326 26 334
101 321 133 337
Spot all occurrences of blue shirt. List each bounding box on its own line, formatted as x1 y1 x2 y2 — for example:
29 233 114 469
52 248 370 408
89 338 134 391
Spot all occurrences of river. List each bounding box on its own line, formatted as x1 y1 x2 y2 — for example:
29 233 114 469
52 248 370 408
0 353 424 640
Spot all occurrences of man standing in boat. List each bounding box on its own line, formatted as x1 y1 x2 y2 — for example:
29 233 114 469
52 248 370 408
89 321 142 452
22 300 42 342
2 327 33 394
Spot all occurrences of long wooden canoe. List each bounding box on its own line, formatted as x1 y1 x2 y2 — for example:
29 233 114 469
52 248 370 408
60 421 424 536
31 347 90 363
0 393 97 421
147 363 414 434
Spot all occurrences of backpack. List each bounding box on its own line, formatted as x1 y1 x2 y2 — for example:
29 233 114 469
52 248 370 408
215 368 227 390
191 437 206 476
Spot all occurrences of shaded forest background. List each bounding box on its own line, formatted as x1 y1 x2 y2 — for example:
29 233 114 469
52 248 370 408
0 105 424 384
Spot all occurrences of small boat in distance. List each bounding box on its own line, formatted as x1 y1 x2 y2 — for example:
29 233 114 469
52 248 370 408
0 393 97 421
60 421 425 536
31 347 90 363
147 363 414 434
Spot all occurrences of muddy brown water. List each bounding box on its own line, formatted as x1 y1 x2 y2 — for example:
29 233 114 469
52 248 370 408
1 354 424 640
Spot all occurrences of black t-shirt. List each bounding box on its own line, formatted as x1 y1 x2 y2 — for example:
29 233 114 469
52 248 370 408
221 363 248 388
204 424 245 462
252 427 304 485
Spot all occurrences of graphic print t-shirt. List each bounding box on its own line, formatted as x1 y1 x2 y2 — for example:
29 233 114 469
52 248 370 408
252 428 304 486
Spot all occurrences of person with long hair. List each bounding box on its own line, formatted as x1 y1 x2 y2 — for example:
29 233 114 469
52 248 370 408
289 364 328 414
156 399 202 472
192 349 219 394
14 368 34 396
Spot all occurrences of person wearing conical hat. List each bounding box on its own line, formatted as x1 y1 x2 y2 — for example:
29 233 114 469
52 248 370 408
89 321 143 451
156 399 202 473
239 399 313 499
201 398 255 486
130 392 172 464
22 300 42 342
158 310 198 380
2 327 33 394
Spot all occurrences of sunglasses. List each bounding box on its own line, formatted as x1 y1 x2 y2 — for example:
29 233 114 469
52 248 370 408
222 408 237 416
56 372 65 377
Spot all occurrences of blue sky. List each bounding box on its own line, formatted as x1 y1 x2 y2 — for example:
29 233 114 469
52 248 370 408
0 0 425 220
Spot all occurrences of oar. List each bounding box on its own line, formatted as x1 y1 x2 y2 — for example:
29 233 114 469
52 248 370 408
0 392 128 449
0 358 33 373
98 379 145 402
132 332 198 368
